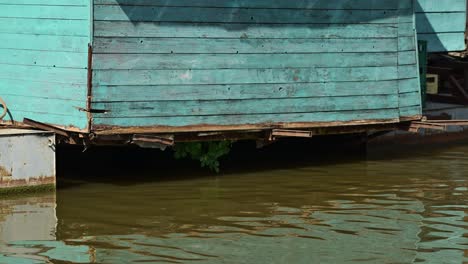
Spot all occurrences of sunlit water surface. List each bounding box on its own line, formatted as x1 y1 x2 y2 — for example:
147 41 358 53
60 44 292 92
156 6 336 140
0 141 467 263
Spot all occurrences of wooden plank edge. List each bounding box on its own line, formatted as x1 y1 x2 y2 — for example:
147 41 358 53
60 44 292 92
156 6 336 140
92 118 417 135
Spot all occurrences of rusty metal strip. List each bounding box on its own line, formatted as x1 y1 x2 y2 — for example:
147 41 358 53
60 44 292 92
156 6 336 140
86 44 93 133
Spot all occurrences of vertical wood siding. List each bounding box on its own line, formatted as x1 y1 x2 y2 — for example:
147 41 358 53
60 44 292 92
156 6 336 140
91 0 422 130
416 0 467 52
0 0 90 130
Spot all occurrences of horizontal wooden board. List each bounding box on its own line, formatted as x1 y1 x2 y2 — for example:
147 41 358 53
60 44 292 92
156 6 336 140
398 22 415 37
92 81 400 102
0 65 87 84
399 36 416 51
95 6 398 24
93 53 398 70
0 34 89 52
92 109 400 127
0 5 89 20
399 92 422 108
399 78 421 93
93 95 399 118
0 78 87 101
398 65 419 79
0 18 89 36
94 0 405 10
3 95 86 117
0 0 88 5
94 21 399 39
398 51 417 65
93 66 399 86
0 49 87 68
400 106 421 117
94 37 398 54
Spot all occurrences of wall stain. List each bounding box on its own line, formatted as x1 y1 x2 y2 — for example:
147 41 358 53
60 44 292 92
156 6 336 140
0 165 12 177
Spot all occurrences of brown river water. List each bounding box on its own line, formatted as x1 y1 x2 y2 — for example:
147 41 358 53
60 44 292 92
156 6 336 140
0 139 467 263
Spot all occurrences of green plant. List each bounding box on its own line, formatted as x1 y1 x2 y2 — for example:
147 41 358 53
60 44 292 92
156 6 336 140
173 141 232 172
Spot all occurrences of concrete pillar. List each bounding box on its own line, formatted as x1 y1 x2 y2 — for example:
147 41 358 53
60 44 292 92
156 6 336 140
0 129 56 194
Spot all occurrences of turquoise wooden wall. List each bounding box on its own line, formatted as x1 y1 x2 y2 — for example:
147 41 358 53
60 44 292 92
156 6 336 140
0 0 90 130
416 0 467 52
90 0 422 131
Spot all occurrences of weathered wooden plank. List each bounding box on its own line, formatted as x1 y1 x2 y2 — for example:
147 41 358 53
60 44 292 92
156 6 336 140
93 95 399 118
399 106 422 117
398 22 415 37
0 34 89 52
94 6 398 24
93 109 400 128
0 0 88 5
95 0 402 10
0 18 89 36
94 37 398 54
0 65 87 84
399 92 422 108
93 53 398 70
94 21 399 39
0 49 87 68
398 78 420 93
0 79 87 101
2 95 86 117
398 65 419 79
93 66 399 86
0 5 89 20
399 36 416 51
92 81 400 102
398 51 417 65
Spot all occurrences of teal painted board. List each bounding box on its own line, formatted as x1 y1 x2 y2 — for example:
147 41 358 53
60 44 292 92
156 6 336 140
0 1 90 130
415 0 467 52
399 3 422 118
91 0 422 130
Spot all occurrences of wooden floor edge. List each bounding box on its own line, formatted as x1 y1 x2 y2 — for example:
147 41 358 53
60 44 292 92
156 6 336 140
93 118 416 135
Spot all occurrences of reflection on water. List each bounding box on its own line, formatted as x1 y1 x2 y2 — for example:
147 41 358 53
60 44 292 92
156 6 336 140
0 141 467 263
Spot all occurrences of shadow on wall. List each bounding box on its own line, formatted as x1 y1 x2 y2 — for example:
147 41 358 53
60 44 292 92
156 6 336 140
109 0 457 52
111 0 405 29
414 0 445 52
